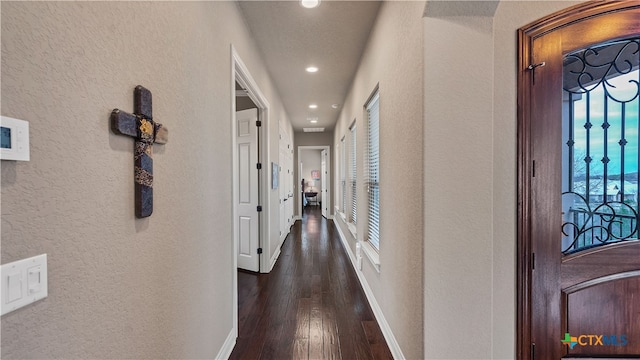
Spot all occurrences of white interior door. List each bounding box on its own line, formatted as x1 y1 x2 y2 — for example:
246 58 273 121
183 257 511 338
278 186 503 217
279 126 294 242
287 147 294 225
236 109 259 272
321 150 328 218
279 132 287 242
284 146 292 229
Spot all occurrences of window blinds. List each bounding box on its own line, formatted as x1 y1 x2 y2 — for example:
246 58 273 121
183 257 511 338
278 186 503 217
366 91 380 250
340 136 346 213
350 125 357 225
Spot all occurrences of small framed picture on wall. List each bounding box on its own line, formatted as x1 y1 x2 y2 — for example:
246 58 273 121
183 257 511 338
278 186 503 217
311 170 320 180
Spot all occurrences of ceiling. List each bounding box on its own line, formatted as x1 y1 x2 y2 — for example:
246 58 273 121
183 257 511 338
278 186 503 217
236 1 382 132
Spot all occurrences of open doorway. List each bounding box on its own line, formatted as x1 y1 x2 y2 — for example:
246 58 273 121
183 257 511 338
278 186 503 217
297 146 331 219
231 45 272 338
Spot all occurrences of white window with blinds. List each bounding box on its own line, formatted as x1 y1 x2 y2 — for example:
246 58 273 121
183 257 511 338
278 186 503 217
365 90 380 251
349 124 357 225
340 136 346 215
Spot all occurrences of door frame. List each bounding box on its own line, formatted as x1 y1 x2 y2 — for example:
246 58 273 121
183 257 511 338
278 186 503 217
297 145 331 220
231 45 271 336
321 149 328 218
517 2 640 358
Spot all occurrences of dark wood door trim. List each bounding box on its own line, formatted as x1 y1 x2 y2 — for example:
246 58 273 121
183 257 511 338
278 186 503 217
517 2 640 359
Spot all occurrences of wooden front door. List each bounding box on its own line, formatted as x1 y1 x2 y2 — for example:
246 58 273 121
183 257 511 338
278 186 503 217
518 3 640 359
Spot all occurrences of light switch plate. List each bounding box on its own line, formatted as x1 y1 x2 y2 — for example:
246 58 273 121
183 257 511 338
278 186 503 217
1 254 47 316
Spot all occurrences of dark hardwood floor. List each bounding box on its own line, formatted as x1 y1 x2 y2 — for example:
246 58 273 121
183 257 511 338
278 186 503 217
230 206 393 360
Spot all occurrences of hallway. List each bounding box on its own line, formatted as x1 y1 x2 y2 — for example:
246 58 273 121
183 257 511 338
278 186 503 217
230 207 393 360
2 1 585 358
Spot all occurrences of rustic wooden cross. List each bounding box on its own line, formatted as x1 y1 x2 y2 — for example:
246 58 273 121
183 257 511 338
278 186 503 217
111 85 168 218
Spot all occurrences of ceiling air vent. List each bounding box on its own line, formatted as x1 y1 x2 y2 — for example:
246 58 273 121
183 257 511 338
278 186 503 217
303 127 325 133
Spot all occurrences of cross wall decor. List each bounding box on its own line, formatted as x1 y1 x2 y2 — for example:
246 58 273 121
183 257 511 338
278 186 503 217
111 85 168 218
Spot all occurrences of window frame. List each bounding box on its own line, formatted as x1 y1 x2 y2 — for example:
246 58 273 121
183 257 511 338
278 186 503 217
365 88 380 251
340 135 347 217
360 86 381 271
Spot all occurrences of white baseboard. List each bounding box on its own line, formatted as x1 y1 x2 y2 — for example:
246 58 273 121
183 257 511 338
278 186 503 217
269 247 281 272
279 231 288 245
215 328 236 360
331 219 405 360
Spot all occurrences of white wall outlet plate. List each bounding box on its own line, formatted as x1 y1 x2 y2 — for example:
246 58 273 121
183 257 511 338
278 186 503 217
1 254 48 316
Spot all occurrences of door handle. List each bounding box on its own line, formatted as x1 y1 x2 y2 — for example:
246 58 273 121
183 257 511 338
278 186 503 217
283 198 288 202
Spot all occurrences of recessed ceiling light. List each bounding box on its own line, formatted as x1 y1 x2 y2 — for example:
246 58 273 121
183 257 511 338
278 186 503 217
300 0 321 9
303 127 325 133
331 104 340 109
306 66 319 73
309 104 318 109
310 120 318 124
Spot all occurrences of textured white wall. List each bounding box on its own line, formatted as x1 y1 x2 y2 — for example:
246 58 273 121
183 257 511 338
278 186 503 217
423 1 585 359
1 2 290 358
423 11 495 359
333 2 425 359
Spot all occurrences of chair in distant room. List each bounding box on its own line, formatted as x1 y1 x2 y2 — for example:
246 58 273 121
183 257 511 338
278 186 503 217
304 180 318 207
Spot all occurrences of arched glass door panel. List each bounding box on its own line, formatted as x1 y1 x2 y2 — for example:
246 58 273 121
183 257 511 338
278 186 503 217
562 38 639 255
